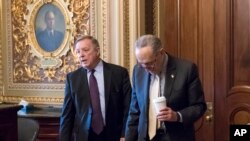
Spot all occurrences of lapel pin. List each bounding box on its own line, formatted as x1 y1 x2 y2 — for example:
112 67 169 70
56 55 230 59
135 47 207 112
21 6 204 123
171 74 174 78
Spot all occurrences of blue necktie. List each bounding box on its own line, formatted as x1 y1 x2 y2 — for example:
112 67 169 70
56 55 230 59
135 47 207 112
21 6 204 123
89 70 104 134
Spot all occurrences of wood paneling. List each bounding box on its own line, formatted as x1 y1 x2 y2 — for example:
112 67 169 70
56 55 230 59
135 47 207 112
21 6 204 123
215 0 250 140
228 0 250 128
162 0 250 140
145 0 154 34
233 0 250 85
160 0 215 140
214 0 230 139
35 117 60 141
164 0 178 55
179 0 198 62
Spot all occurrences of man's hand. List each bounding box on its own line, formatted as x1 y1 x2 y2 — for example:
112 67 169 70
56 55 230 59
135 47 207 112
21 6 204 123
157 107 178 122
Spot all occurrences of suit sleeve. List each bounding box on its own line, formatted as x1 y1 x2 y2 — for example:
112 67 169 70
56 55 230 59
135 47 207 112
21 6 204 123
125 67 140 141
121 69 132 137
179 63 207 126
59 74 75 141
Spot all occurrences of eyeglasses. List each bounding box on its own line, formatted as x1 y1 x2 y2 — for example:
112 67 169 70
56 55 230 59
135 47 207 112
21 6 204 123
137 50 160 69
138 58 157 69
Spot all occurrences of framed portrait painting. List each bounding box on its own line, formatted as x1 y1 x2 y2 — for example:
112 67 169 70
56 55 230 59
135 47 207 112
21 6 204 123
35 4 66 52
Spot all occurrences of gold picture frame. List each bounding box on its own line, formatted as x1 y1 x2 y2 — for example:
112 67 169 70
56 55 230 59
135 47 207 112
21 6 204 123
0 0 95 105
30 1 70 58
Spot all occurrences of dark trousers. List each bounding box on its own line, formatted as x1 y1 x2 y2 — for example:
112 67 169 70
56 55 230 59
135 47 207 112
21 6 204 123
88 127 107 141
149 129 170 141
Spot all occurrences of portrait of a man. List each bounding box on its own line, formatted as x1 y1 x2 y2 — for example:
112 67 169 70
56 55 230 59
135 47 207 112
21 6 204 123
35 4 65 52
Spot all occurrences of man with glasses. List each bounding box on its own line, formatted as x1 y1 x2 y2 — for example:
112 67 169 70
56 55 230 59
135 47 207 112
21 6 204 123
125 34 207 141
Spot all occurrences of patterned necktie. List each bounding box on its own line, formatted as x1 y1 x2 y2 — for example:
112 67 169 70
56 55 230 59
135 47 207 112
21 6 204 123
148 75 160 139
89 69 104 134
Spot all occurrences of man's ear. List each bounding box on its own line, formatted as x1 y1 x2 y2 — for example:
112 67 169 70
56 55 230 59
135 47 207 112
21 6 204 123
96 47 100 56
159 48 164 54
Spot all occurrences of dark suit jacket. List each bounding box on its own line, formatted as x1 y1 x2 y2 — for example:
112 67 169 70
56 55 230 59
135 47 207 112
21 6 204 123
36 29 64 52
125 54 207 141
59 61 131 141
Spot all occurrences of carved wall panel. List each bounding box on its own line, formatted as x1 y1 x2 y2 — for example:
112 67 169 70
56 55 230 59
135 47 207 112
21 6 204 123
0 0 131 105
227 0 250 125
214 0 250 140
0 0 94 104
10 0 79 85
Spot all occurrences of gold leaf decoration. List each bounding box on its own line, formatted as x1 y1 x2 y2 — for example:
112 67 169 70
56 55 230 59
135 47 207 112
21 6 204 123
11 0 90 84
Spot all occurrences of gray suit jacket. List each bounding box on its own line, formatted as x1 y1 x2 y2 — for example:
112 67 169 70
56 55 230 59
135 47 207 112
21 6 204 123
125 54 207 141
60 61 131 141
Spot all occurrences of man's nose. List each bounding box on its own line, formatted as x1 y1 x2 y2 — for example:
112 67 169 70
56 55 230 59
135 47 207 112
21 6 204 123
79 53 85 58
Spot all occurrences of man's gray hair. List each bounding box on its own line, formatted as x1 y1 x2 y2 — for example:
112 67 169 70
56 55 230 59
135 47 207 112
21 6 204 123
135 34 162 54
74 35 100 49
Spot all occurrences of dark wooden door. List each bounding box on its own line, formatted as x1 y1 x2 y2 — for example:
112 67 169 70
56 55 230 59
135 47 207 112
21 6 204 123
151 0 250 140
214 0 250 140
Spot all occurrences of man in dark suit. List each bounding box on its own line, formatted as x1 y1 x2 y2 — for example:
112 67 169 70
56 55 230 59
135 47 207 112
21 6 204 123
36 10 64 52
125 34 207 141
59 35 131 141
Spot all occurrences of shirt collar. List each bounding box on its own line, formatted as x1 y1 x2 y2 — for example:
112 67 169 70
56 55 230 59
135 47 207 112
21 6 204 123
87 60 103 73
160 54 168 75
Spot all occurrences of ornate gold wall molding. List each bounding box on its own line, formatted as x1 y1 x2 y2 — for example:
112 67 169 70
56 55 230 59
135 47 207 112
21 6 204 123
1 0 96 105
154 0 166 39
0 0 2 96
123 0 130 71
0 0 131 105
153 0 158 35
97 0 131 73
0 95 63 105
101 0 109 61
9 0 88 86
